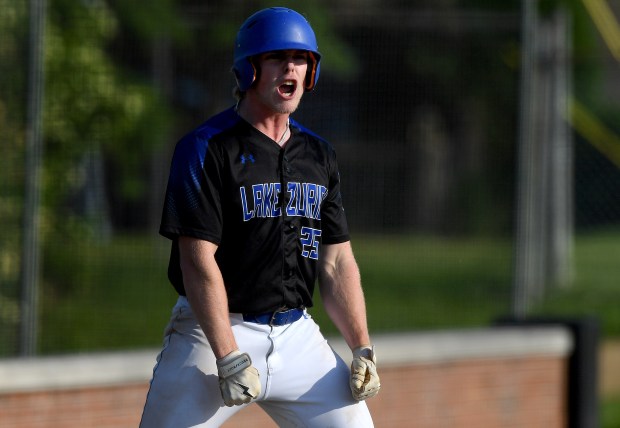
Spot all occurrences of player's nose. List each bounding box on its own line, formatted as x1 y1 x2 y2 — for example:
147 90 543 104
284 57 295 72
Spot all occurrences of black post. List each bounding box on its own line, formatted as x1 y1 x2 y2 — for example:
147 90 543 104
495 316 600 428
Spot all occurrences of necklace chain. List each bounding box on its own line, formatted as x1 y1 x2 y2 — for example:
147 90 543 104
277 120 290 146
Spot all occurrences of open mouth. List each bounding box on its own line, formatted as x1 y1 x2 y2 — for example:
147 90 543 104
279 80 297 97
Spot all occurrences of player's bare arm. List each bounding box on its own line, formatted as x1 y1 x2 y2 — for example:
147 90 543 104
319 241 380 401
178 236 238 359
318 241 371 350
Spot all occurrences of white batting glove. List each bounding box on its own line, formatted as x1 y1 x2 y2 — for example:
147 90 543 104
216 350 261 406
350 345 381 401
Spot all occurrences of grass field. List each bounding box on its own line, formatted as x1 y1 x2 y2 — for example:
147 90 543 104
38 234 520 351
37 230 620 350
533 229 620 332
32 230 620 426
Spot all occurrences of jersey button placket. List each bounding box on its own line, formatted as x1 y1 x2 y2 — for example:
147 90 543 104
280 150 297 286
282 155 293 176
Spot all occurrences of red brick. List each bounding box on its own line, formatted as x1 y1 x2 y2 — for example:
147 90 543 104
0 356 567 428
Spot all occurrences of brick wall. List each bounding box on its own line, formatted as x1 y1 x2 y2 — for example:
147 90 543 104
224 356 568 428
0 327 572 428
0 384 147 428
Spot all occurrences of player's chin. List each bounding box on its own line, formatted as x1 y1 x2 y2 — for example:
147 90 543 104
273 98 302 115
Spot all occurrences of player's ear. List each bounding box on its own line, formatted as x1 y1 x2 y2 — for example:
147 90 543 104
249 58 261 86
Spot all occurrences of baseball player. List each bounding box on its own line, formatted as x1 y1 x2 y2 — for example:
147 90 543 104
140 7 380 427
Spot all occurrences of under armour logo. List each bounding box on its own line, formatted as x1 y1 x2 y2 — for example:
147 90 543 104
240 154 255 165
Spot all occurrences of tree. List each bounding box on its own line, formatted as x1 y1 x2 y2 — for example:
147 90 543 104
0 0 183 350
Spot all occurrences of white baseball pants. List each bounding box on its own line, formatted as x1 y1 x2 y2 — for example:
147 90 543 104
139 296 374 427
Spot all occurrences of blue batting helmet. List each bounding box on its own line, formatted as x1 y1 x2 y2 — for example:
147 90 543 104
233 7 321 92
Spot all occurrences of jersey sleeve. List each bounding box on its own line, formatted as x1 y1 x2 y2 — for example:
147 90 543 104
320 147 350 245
159 133 223 244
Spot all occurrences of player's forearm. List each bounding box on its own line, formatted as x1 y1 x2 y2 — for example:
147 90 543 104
323 277 371 349
179 237 239 359
319 243 371 349
184 272 238 359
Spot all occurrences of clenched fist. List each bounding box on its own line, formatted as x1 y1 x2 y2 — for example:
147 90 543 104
216 350 261 406
350 346 380 401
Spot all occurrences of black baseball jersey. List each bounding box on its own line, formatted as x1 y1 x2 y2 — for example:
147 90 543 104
160 106 350 314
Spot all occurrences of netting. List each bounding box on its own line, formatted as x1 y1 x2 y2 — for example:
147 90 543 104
1 0 619 357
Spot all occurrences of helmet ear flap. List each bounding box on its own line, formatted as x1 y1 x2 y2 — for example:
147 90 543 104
304 52 320 91
234 59 258 92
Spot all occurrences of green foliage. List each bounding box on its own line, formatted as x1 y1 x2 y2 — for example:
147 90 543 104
0 1 28 352
35 0 176 296
106 0 188 44
287 0 359 78
44 0 170 207
0 0 184 313
602 394 620 428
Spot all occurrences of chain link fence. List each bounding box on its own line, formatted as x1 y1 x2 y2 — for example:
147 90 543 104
1 0 619 357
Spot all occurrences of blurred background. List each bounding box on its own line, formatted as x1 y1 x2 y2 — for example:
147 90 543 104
1 0 619 424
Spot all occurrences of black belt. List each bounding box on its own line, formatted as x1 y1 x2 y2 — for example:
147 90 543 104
242 307 304 326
